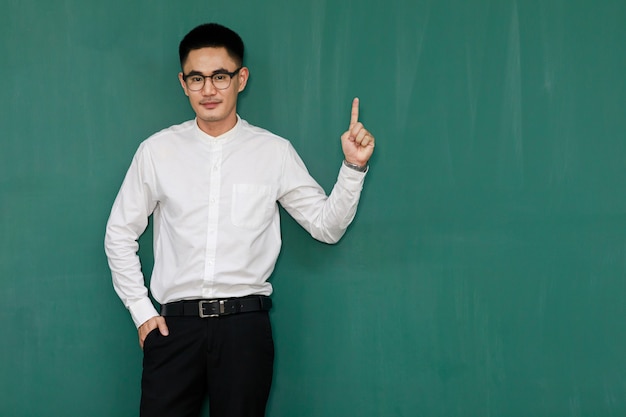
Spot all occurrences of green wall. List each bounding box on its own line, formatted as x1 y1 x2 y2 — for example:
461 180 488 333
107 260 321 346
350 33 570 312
2 0 626 416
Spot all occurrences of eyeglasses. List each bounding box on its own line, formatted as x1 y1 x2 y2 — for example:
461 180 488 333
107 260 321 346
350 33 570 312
183 68 242 91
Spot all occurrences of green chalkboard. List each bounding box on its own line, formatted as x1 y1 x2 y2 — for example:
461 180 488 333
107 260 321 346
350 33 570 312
2 0 626 416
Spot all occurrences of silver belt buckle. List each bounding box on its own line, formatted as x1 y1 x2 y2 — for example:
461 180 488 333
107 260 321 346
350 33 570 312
198 299 225 318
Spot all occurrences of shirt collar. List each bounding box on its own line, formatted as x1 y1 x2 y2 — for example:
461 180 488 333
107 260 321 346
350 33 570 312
194 115 242 142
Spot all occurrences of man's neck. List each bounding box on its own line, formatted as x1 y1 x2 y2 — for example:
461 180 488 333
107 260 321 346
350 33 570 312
196 115 238 137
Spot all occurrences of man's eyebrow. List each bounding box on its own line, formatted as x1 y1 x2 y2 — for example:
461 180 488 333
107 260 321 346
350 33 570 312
210 68 232 75
184 68 231 76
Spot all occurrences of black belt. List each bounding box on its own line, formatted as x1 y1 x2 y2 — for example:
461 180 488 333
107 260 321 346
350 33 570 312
160 296 272 318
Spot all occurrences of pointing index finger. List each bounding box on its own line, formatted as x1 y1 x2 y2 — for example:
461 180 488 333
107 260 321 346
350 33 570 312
350 97 359 128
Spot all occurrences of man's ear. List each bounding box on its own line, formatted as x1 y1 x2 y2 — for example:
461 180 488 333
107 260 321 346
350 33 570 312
237 67 249 93
178 72 189 97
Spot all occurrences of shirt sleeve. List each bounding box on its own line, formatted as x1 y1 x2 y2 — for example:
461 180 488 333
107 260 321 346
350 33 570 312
278 143 367 244
104 143 160 328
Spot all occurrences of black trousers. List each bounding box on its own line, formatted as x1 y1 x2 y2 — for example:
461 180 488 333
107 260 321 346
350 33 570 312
140 311 274 417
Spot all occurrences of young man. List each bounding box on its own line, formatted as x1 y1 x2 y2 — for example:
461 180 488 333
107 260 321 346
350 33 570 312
105 23 375 417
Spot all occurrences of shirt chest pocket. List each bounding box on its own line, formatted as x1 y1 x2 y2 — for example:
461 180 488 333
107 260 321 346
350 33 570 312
231 184 275 229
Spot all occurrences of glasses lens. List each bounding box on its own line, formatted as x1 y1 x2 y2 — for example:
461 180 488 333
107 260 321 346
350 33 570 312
212 74 231 90
186 76 205 91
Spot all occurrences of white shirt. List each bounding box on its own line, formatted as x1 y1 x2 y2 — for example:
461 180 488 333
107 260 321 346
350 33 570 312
105 117 367 327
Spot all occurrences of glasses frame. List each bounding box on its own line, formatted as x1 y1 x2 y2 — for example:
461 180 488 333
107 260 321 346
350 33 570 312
183 67 242 91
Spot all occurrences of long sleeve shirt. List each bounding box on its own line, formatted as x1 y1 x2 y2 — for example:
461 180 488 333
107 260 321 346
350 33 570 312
104 116 367 328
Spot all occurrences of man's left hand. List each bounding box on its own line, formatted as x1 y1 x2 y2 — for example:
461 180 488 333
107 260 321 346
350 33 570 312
340 97 375 167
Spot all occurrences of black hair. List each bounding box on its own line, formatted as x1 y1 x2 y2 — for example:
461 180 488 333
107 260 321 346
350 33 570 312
178 23 245 68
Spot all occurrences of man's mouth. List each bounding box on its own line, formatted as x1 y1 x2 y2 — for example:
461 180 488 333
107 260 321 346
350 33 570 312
200 101 220 109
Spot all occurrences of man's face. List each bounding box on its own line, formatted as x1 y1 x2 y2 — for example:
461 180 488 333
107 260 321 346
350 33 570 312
178 47 248 136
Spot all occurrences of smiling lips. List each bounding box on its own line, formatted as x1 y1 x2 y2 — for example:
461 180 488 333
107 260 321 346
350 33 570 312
201 101 221 109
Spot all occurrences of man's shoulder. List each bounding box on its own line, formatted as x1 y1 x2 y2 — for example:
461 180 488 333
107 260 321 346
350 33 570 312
133 120 197 156
146 120 196 142
238 118 290 146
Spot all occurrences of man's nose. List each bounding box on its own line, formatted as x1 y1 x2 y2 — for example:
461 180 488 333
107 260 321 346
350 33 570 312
202 77 217 94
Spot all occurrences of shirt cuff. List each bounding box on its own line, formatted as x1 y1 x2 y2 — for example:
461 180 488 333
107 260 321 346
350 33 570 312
338 161 368 187
343 160 368 172
128 297 160 328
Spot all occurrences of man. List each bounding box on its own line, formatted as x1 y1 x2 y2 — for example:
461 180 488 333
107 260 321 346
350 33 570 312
105 23 375 417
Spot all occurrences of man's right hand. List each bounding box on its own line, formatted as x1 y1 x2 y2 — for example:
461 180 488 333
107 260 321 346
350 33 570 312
138 316 169 350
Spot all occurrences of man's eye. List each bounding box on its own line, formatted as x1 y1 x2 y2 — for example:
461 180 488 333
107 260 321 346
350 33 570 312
190 76 203 82
213 74 227 81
